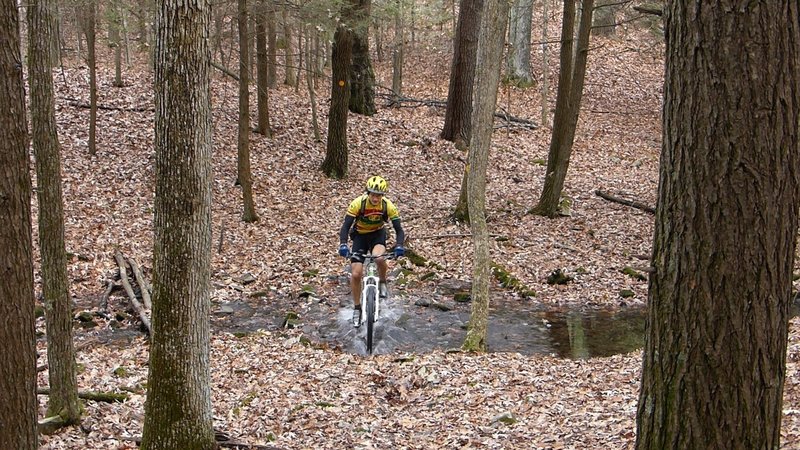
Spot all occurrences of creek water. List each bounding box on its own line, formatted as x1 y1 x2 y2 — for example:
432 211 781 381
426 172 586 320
209 290 648 359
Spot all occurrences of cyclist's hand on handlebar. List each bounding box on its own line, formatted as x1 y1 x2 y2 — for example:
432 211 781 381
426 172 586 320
394 246 405 257
338 244 350 257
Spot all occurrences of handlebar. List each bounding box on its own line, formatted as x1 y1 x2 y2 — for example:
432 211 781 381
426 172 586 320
346 250 400 261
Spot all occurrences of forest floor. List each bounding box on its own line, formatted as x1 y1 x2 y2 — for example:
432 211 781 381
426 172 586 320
34 20 800 450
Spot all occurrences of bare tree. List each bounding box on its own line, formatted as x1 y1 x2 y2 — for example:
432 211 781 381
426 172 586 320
29 0 81 426
505 0 534 87
349 0 376 115
321 23 353 178
255 0 272 136
462 0 509 352
0 1 38 447
238 0 258 223
531 0 594 217
141 0 215 447
636 2 800 448
77 0 98 155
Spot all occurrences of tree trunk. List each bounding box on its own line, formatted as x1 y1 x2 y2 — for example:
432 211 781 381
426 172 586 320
349 0 376 116
321 25 352 179
440 0 482 147
238 0 258 223
636 3 800 449
505 0 534 87
110 0 124 87
462 0 509 353
29 0 81 426
267 7 277 88
0 2 38 447
391 0 403 102
283 10 295 87
592 0 617 37
540 0 550 127
78 1 97 155
532 0 593 217
305 25 321 142
452 167 469 222
255 0 271 136
141 0 215 448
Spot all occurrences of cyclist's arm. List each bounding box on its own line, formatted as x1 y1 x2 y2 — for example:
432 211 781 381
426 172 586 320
391 218 405 247
339 214 355 244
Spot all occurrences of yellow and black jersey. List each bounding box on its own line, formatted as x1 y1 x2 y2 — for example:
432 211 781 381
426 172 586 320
345 194 400 234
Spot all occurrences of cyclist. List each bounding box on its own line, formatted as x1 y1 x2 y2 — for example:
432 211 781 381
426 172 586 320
338 175 406 327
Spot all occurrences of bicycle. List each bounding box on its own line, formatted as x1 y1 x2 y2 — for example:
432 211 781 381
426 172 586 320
349 250 398 354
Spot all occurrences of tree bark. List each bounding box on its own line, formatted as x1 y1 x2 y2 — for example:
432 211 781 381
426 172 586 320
505 0 534 87
321 25 352 179
0 2 38 447
238 0 258 223
636 3 800 449
141 0 215 448
78 0 97 155
29 0 81 425
349 0 376 116
255 0 271 136
266 7 277 88
462 0 509 352
391 0 403 103
282 10 295 87
532 0 594 217
305 25 321 142
440 0 482 147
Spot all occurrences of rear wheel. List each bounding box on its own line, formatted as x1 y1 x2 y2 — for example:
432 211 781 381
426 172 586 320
365 289 376 354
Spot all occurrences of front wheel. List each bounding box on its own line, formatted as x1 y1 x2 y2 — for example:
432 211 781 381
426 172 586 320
365 289 376 354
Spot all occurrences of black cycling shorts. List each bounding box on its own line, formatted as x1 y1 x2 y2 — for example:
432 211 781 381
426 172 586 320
350 228 386 264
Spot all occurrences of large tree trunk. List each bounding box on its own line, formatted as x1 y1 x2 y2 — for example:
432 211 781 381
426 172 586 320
531 0 593 217
636 3 800 449
141 0 215 448
462 0 509 353
238 0 258 223
255 0 271 136
505 0 534 87
321 25 352 179
349 0 376 116
440 0 482 147
0 2 38 447
29 0 81 426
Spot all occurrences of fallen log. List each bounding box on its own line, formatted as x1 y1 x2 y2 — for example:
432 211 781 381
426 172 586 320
127 257 152 310
37 387 128 403
114 249 151 334
595 190 656 214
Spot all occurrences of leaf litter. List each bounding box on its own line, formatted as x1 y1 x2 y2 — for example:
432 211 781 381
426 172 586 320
33 23 800 449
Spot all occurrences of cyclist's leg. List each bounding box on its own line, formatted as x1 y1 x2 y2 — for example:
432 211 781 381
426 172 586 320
351 262 363 306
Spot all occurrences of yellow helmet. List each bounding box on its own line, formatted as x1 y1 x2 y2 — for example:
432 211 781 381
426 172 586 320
365 175 388 194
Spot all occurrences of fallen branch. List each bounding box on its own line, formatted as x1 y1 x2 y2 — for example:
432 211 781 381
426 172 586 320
416 233 502 239
634 5 663 16
128 257 152 310
377 92 537 130
212 60 240 81
100 278 116 311
122 434 284 449
63 96 153 112
595 190 656 214
114 249 151 334
37 387 128 403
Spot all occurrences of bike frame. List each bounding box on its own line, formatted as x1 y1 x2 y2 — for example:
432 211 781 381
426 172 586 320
351 251 395 354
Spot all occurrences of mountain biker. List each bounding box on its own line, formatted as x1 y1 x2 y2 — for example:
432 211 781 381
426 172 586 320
338 175 406 327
